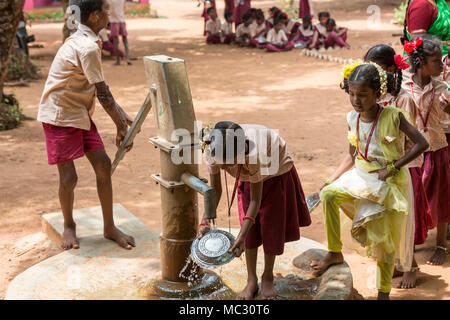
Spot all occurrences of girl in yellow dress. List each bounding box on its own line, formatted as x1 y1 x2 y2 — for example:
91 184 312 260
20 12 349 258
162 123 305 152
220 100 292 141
311 62 429 300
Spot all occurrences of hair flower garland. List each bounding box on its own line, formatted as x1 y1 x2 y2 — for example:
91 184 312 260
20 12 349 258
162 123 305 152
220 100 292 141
368 61 388 98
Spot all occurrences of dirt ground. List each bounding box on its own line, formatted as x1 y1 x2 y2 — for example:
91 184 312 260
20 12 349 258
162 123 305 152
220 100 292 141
0 0 448 300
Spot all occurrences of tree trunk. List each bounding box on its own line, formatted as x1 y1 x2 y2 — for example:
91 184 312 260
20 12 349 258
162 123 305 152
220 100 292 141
0 0 25 99
62 0 70 42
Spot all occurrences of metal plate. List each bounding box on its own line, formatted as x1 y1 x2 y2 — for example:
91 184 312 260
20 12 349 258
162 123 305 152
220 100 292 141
306 192 321 213
191 230 236 268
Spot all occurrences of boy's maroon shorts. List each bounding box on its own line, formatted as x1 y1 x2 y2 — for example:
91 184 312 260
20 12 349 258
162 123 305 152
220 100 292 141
42 120 104 165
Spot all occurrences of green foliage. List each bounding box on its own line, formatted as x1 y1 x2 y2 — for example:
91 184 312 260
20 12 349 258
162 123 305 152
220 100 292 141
394 0 409 25
25 11 64 21
280 0 299 19
0 95 22 131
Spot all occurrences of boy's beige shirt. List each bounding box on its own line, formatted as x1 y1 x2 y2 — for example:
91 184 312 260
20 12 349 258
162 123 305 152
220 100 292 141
37 24 104 131
205 18 222 35
266 29 288 45
236 23 251 38
107 0 126 23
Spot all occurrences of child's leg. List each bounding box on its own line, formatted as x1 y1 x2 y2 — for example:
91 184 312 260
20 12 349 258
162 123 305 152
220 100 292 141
427 222 448 265
122 36 131 65
112 36 120 65
85 149 135 249
236 247 259 300
377 260 394 300
266 44 281 52
311 188 353 275
261 253 277 299
57 161 79 250
283 41 295 51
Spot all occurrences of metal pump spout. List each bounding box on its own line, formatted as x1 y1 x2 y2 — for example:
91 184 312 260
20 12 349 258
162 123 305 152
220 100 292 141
181 172 216 220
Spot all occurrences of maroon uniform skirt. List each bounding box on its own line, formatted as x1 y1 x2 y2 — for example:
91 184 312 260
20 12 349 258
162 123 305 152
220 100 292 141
422 148 450 228
237 165 311 255
409 167 432 245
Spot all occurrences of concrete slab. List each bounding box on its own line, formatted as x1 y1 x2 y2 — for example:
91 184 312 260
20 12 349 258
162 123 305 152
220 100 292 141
6 204 353 300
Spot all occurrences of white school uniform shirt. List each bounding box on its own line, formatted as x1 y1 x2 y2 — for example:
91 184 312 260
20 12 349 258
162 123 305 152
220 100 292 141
108 0 126 23
236 23 251 38
221 21 233 35
205 18 222 35
299 24 314 37
266 28 288 45
250 21 266 38
282 19 298 35
37 24 104 131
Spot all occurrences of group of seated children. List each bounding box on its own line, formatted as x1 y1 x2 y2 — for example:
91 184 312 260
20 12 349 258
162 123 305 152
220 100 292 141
204 7 350 53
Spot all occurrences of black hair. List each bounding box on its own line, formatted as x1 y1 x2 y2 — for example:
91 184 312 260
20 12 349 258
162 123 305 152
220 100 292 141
364 44 403 97
224 11 233 20
407 34 442 73
207 7 215 15
73 0 104 24
318 11 330 19
302 14 312 23
401 0 412 45
242 13 252 22
326 18 336 27
340 64 400 98
249 8 257 15
269 7 282 19
255 9 265 20
274 17 283 26
200 122 247 161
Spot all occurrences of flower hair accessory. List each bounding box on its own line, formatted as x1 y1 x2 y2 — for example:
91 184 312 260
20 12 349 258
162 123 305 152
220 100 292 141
201 122 216 153
368 61 388 98
404 37 423 53
394 54 410 70
342 61 361 79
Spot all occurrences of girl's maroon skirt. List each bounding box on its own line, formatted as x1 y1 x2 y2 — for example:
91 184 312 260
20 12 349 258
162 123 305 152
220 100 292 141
237 165 311 255
409 167 432 245
421 148 450 229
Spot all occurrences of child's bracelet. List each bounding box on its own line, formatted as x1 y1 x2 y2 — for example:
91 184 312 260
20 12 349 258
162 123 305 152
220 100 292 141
244 216 256 225
387 162 400 176
199 222 210 227
324 178 333 185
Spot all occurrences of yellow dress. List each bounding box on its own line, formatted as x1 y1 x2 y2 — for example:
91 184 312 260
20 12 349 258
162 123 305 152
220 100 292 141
321 106 415 293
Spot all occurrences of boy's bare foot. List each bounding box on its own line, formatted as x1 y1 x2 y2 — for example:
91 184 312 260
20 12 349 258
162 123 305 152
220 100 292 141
62 225 79 250
113 61 120 66
397 269 417 289
104 226 135 250
261 273 277 300
126 60 132 65
310 252 344 277
377 292 390 300
236 278 258 300
426 246 448 266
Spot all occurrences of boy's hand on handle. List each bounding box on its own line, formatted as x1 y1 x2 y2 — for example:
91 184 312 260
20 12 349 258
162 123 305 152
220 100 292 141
196 223 211 239
369 168 391 181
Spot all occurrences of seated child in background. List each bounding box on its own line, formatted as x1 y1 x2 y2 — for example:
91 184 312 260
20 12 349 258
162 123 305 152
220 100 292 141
235 13 253 47
222 11 235 44
311 12 349 49
266 17 294 52
294 14 315 48
99 25 124 58
205 7 222 44
201 0 217 36
266 7 281 29
250 9 268 48
280 12 300 42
